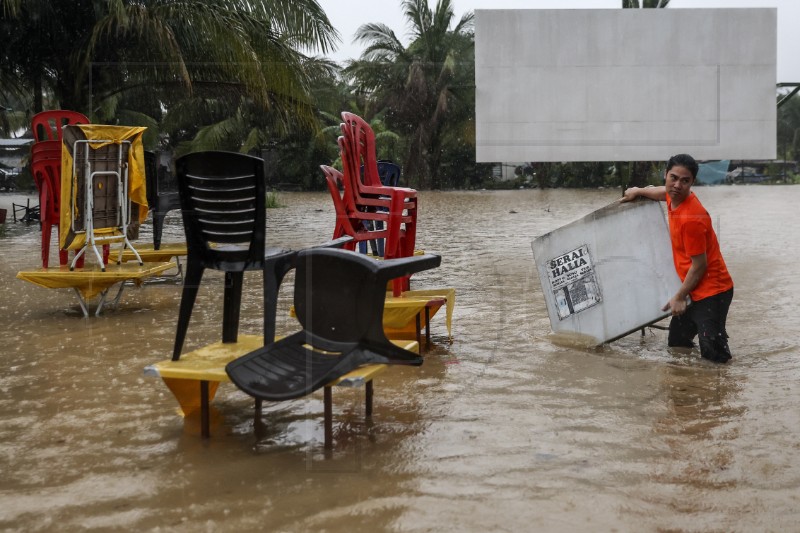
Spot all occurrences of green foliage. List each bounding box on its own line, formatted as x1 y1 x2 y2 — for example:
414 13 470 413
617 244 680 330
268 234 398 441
265 191 281 208
1 0 339 144
13 0 794 193
345 0 476 189
622 0 671 8
778 90 800 162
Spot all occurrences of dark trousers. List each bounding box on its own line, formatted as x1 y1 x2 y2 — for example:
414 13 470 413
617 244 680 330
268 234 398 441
668 288 733 363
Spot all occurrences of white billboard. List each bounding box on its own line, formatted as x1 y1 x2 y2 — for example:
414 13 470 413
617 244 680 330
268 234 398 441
475 9 777 162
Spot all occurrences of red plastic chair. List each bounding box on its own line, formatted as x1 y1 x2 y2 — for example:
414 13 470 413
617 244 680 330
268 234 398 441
32 110 90 142
321 165 391 251
338 113 418 283
30 142 69 268
30 111 112 269
336 139 417 296
337 136 415 258
339 112 417 214
30 141 97 268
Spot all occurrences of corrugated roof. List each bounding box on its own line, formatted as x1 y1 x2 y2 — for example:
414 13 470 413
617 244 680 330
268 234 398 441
0 138 34 148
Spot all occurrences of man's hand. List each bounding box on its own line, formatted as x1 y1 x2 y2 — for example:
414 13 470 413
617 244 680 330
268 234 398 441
619 185 666 202
620 187 639 203
662 295 688 316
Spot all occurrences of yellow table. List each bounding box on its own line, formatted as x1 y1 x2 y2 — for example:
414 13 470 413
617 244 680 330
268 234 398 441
145 335 419 447
17 261 176 316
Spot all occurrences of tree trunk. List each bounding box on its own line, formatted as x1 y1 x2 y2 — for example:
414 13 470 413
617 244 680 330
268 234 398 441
628 161 649 188
33 73 43 113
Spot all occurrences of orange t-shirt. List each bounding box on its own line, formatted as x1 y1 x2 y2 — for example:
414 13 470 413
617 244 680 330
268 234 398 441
666 192 733 301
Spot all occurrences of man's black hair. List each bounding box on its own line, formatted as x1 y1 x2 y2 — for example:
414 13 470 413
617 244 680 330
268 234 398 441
666 154 699 179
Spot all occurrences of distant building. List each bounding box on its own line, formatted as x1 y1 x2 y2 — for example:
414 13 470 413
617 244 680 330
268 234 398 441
0 138 33 190
726 159 797 183
0 138 32 168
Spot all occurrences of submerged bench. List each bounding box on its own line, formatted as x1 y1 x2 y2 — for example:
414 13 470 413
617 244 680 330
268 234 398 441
118 242 187 274
144 334 419 448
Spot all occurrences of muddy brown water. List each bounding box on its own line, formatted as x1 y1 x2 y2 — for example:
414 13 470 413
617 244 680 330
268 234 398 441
1 187 799 532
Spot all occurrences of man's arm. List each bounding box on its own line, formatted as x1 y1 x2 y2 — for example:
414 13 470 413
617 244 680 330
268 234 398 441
620 185 666 203
663 253 707 315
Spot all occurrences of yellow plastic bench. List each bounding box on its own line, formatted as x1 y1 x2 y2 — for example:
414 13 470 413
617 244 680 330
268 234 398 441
17 261 176 316
117 242 187 278
144 334 419 447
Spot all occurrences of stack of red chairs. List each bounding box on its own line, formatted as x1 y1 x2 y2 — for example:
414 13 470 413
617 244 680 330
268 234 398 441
326 112 419 295
30 140 69 268
30 110 107 268
321 164 391 249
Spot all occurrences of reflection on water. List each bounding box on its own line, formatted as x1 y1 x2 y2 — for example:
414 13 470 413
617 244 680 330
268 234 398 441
1 186 800 531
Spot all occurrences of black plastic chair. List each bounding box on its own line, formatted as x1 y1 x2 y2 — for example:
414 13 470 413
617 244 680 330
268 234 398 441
144 151 182 250
172 151 295 361
377 160 401 186
226 247 441 401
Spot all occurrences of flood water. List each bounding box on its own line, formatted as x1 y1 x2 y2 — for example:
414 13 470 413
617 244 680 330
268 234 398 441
1 186 799 532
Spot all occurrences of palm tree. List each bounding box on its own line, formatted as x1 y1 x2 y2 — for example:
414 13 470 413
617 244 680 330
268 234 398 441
622 0 671 7
777 90 800 178
345 0 475 189
0 0 339 136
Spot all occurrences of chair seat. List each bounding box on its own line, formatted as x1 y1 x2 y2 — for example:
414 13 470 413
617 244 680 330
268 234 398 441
226 331 423 401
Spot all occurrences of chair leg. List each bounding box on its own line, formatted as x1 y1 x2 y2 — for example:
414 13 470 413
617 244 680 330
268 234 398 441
41 220 51 269
253 398 265 439
59 223 85 269
425 305 432 346
71 251 85 269
222 271 243 344
200 380 210 438
324 386 333 449
365 381 374 417
172 263 204 361
376 220 385 257
262 250 296 344
404 204 418 257
384 213 402 260
153 210 166 251
415 313 422 350
263 269 279 344
53 224 76 268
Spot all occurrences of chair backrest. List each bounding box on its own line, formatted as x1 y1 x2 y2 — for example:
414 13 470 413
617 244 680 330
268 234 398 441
321 164 357 233
32 110 90 142
31 140 62 158
30 158 59 210
145 150 179 199
292 247 442 347
175 151 266 271
377 160 401 186
340 112 383 188
336 136 365 211
30 141 63 211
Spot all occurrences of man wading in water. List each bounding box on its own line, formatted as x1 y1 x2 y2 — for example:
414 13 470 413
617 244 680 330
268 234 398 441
621 154 734 363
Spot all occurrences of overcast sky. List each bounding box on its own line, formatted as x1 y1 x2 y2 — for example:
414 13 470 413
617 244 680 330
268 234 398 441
315 0 799 83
